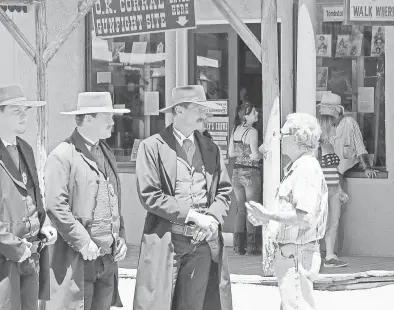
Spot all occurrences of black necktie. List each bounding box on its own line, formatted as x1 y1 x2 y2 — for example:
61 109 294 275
6 144 19 168
90 144 105 173
182 139 195 165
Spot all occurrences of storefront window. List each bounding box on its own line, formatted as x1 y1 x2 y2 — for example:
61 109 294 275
316 5 386 169
86 15 166 163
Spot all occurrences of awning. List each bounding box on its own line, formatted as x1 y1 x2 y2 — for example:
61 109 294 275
1 6 27 13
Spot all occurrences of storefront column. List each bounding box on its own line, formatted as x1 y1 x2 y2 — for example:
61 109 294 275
296 0 317 116
165 31 176 126
176 29 188 86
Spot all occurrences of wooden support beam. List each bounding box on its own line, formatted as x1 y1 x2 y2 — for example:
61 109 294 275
0 8 36 63
261 0 280 277
0 0 33 4
210 0 261 62
43 0 97 64
35 0 48 202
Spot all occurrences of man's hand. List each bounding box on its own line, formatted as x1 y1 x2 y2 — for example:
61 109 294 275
114 237 127 262
247 213 264 226
189 210 219 231
365 167 378 178
79 240 99 261
245 201 270 224
18 239 32 263
40 226 58 245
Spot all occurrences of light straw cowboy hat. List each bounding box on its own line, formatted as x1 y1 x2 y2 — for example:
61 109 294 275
61 92 130 115
0 85 46 107
158 85 221 113
317 92 344 117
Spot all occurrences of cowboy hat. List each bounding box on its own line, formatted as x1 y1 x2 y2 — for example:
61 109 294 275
0 85 45 107
61 92 130 115
158 85 221 113
317 92 344 116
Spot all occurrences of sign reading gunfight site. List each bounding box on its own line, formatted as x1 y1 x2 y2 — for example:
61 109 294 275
349 0 394 23
93 0 196 39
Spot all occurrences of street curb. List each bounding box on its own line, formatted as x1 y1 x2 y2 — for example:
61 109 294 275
119 268 394 291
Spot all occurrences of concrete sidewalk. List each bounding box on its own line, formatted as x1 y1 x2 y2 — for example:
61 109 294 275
119 244 394 290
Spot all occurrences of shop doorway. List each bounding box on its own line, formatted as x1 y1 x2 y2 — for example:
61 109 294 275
188 23 281 233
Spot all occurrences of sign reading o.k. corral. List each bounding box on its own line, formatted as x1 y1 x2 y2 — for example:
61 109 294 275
93 0 196 39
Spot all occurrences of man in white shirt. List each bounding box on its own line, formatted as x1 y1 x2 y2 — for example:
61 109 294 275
247 113 328 310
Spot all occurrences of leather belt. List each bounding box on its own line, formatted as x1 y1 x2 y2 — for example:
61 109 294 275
170 223 196 237
29 240 45 254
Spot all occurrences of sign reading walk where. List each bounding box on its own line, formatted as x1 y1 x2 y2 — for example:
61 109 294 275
92 0 196 38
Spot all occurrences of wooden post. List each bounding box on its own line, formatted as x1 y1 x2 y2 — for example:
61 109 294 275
296 0 316 116
261 0 280 277
209 0 261 61
0 9 36 63
35 0 48 202
0 0 33 4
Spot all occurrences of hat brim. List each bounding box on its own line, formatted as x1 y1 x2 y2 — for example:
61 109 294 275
61 107 130 115
317 103 344 116
158 100 222 113
0 100 46 107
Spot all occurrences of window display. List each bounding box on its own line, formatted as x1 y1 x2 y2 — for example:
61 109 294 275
86 14 166 163
316 6 386 169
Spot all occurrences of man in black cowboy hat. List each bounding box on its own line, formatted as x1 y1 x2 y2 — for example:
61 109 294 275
134 85 233 310
0 84 57 310
44 92 129 310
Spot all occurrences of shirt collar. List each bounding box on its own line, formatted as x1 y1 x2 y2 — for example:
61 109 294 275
284 153 314 175
173 126 195 146
77 129 97 150
1 138 17 147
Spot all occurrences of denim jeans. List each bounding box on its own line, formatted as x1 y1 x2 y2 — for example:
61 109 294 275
274 242 321 310
232 167 261 234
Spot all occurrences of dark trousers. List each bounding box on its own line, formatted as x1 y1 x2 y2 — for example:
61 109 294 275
171 234 212 310
0 254 40 310
84 254 117 310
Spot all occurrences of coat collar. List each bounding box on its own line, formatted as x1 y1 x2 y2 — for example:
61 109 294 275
69 129 118 176
159 124 215 193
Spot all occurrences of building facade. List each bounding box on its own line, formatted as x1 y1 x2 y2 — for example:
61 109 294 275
0 0 393 256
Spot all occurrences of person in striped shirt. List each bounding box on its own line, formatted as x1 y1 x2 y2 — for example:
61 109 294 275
317 92 378 268
318 115 349 268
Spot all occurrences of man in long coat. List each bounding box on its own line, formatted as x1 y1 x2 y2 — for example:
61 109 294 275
0 85 57 310
134 85 233 310
44 92 129 310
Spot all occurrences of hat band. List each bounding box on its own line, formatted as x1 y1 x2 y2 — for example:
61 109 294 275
0 97 27 105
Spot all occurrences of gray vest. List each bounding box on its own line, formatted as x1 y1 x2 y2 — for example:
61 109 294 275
90 146 120 253
174 139 208 212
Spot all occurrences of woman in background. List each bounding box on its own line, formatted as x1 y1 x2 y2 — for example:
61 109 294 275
228 102 263 255
318 114 349 268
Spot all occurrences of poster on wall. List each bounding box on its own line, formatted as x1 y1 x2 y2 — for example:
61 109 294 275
316 35 332 57
336 35 350 57
206 100 227 115
316 67 329 91
206 117 229 163
349 33 363 56
371 26 385 56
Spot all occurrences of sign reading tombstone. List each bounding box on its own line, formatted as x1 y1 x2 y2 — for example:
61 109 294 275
92 0 196 39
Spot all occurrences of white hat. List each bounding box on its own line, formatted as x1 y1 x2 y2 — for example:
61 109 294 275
61 92 130 115
0 85 45 107
158 85 221 113
317 92 344 116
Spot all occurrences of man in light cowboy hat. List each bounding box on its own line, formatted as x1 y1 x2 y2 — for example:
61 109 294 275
0 85 57 310
44 92 129 310
134 85 233 310
317 92 377 268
